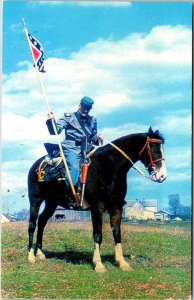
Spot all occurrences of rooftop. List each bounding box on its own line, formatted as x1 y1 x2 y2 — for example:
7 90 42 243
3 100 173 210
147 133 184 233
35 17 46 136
125 199 157 208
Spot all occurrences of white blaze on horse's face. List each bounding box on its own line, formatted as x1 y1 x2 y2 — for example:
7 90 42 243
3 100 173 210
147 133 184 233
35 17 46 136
150 145 167 183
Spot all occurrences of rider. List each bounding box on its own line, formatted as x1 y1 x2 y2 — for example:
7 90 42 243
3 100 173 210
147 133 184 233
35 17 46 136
46 96 103 188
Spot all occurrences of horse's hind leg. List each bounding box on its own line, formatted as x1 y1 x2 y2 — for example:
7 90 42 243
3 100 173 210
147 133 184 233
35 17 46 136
28 200 43 263
110 208 133 271
35 201 57 260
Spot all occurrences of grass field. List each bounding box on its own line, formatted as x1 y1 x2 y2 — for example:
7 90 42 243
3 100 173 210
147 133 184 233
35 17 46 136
1 220 191 299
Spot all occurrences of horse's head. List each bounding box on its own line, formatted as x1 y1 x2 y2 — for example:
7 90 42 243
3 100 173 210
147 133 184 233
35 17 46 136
139 127 167 183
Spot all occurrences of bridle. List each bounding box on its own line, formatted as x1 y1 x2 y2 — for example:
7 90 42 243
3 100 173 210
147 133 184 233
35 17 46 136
138 136 165 169
87 136 165 179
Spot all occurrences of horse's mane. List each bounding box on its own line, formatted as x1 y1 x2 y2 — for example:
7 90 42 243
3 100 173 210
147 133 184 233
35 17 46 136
111 127 165 145
95 127 165 155
95 127 165 157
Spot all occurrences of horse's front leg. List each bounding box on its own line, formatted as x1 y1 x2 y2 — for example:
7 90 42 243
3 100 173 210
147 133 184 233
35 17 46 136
91 209 106 273
110 208 133 271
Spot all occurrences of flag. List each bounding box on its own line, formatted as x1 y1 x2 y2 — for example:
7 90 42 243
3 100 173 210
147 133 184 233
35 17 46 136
28 33 45 72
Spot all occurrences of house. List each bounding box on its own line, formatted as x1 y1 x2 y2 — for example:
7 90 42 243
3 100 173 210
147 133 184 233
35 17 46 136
53 206 66 220
155 210 172 222
1 214 10 223
7 214 18 222
172 216 182 221
52 206 91 221
124 199 157 220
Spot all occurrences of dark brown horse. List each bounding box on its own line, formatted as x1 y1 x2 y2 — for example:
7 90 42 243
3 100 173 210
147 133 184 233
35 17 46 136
27 127 167 272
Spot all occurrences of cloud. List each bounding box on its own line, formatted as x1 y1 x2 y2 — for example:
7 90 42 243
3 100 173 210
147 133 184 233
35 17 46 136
74 1 132 7
166 147 191 170
1 112 147 158
154 110 191 136
165 171 191 182
38 1 131 7
126 163 168 192
71 25 191 66
29 1 65 6
1 160 30 213
101 122 148 141
38 1 65 4
1 160 30 192
2 112 54 143
127 167 191 194
10 22 23 33
3 24 191 117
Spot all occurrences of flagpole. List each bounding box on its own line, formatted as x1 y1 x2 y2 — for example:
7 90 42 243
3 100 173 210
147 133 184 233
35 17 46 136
22 18 79 205
22 18 51 113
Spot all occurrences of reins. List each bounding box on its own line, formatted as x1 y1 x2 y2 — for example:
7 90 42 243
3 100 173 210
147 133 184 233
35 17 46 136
87 140 146 177
106 141 146 177
87 136 164 179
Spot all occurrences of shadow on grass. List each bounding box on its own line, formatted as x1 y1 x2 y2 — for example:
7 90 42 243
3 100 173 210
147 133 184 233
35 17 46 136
44 249 92 264
43 249 131 266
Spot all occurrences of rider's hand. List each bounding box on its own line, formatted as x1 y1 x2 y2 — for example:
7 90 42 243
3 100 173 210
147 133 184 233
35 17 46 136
98 134 104 145
47 112 55 120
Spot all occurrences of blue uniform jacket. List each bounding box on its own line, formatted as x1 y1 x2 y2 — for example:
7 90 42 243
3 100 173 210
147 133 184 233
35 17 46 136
46 111 98 154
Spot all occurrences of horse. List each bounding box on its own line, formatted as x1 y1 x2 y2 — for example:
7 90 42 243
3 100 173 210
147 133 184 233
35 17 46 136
27 127 167 273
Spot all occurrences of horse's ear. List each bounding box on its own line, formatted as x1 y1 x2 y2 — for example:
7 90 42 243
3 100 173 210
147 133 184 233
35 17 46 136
148 127 153 135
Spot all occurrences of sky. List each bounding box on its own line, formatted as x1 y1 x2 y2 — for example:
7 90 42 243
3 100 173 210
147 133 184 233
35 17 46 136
1 1 192 214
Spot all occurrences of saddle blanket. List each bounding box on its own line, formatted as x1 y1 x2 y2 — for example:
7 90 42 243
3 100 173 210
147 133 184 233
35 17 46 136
36 156 65 182
36 143 66 182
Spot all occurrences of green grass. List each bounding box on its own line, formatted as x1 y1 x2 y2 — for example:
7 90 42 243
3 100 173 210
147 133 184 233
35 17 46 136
1 221 191 299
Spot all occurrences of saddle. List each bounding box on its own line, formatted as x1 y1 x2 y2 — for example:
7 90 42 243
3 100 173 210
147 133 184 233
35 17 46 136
36 156 91 210
36 143 91 210
36 143 65 182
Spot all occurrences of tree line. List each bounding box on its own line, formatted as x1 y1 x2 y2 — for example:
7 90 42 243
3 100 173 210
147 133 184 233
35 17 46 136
168 194 191 220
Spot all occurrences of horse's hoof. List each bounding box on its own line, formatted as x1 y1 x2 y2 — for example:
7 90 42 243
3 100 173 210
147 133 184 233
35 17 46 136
119 261 133 272
28 249 36 263
95 263 106 273
36 248 46 260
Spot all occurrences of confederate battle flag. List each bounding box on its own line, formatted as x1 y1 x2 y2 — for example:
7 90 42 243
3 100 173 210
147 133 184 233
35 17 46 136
28 33 45 72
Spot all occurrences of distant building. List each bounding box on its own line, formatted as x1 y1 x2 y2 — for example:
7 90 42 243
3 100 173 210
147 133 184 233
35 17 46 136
154 210 172 221
124 199 157 220
1 214 10 223
53 206 66 220
7 215 18 222
52 206 91 222
172 216 182 221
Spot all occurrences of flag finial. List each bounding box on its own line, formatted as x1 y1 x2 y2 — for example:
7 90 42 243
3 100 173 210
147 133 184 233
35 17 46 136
22 18 26 27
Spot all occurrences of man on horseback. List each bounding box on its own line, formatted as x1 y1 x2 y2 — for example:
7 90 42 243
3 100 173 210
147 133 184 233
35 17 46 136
46 96 103 189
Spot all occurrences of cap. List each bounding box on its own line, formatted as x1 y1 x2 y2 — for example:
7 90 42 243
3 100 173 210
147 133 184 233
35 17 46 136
80 96 94 108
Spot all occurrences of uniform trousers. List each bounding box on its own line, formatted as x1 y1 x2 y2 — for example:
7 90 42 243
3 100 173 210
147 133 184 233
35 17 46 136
63 149 82 187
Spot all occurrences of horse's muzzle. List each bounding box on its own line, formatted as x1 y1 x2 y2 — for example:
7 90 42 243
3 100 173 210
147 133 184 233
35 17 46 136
150 172 167 183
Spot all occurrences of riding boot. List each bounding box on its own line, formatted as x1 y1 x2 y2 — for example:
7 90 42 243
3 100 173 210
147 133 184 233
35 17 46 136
66 185 81 209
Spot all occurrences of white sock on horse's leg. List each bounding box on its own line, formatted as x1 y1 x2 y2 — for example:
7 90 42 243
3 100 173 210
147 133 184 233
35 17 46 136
28 248 36 263
93 243 106 273
36 248 46 260
115 243 133 271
